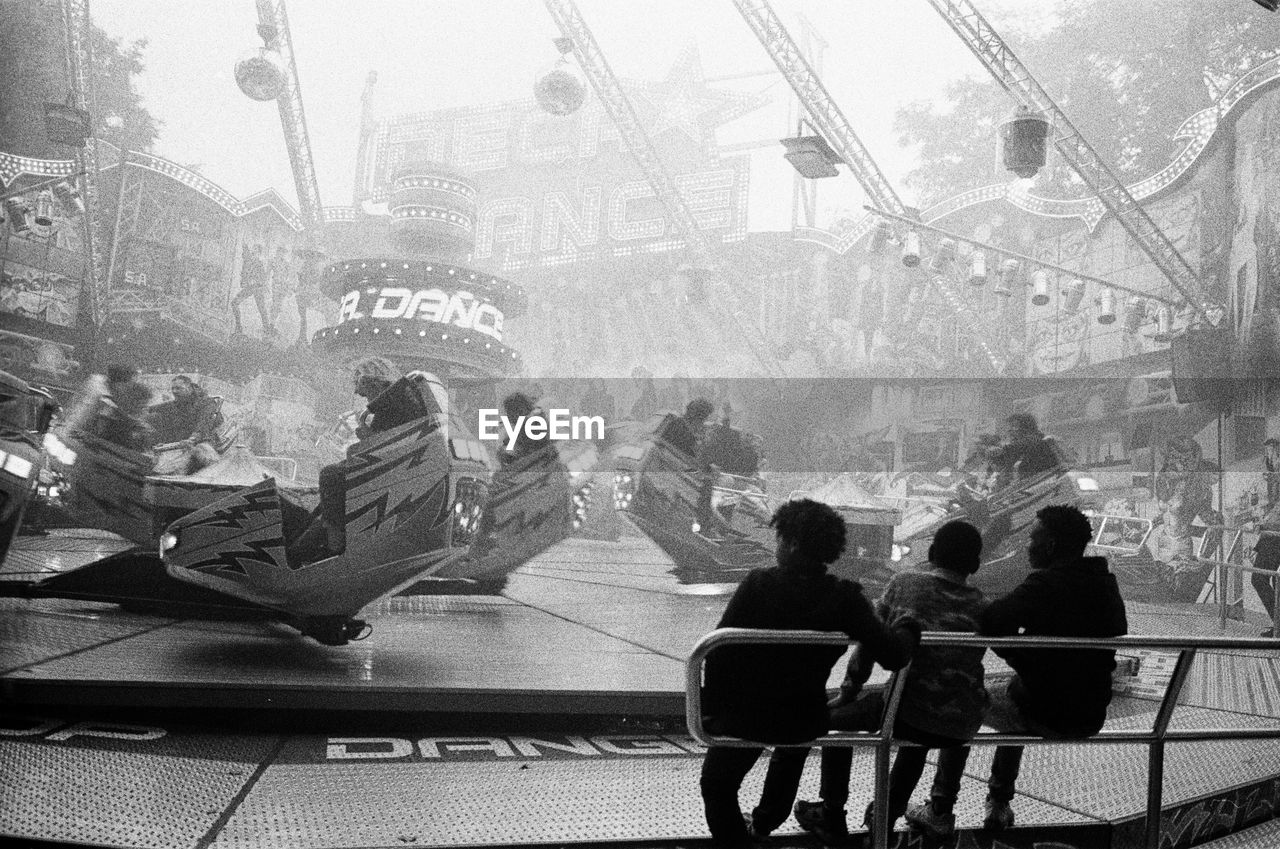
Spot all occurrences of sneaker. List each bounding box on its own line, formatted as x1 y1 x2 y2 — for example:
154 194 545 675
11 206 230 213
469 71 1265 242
983 798 1015 831
743 813 771 842
904 800 956 840
794 800 849 845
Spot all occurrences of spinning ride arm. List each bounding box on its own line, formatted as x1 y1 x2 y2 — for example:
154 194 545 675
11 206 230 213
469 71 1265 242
254 0 325 237
61 0 106 327
542 0 781 376
731 0 1002 369
924 0 1205 319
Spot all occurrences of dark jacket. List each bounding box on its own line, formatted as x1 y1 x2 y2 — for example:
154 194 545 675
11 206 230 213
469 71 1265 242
980 555 1128 736
149 388 220 446
657 414 700 459
363 375 439 435
991 436 1061 485
703 566 918 744
698 425 759 477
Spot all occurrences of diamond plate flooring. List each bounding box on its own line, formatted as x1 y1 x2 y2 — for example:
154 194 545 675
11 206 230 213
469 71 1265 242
2 705 1277 849
3 528 1279 848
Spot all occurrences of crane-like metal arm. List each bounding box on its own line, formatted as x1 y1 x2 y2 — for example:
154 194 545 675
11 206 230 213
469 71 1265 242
731 0 1002 370
61 0 105 329
543 0 780 375
732 0 906 217
924 0 1204 318
543 0 719 271
255 0 324 235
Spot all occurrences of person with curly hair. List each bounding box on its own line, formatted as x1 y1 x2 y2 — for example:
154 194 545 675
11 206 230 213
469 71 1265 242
699 498 920 848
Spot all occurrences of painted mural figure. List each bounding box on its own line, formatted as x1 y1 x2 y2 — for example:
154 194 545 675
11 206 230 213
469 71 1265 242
231 243 273 336
1152 436 1219 598
266 245 293 332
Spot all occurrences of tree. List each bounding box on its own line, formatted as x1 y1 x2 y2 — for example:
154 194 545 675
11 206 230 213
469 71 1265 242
896 0 1280 206
0 2 158 157
89 24 160 152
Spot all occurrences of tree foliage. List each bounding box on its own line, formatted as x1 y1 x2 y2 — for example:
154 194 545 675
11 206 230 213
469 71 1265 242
90 24 160 152
896 0 1280 206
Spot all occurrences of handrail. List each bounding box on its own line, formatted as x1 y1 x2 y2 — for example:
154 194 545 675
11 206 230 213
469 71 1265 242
686 628 1280 849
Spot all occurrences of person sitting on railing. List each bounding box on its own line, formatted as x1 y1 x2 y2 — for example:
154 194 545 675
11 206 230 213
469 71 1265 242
699 499 920 848
793 519 990 844
913 504 1128 837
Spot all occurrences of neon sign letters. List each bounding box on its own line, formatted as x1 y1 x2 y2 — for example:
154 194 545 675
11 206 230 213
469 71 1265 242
337 287 504 341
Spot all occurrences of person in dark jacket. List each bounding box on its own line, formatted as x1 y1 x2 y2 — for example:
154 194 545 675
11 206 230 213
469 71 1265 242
699 499 919 848
988 413 1061 489
148 375 222 474
908 504 1128 838
292 358 436 563
658 397 714 460
794 520 989 843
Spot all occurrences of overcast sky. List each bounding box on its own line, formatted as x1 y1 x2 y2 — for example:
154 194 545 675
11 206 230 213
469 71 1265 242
89 0 1056 231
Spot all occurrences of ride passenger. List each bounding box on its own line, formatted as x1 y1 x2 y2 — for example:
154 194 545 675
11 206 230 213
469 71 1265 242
148 375 222 475
988 413 1061 489
910 504 1128 839
292 357 429 564
794 520 989 843
64 364 153 450
699 499 919 848
658 397 714 460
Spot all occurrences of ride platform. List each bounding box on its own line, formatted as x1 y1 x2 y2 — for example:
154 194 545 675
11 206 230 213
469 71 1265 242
3 527 1279 849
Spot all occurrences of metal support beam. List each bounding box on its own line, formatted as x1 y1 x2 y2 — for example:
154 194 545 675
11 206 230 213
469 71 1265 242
924 0 1205 319
255 0 325 237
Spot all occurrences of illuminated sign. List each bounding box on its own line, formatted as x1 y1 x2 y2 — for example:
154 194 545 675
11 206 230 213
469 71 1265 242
365 50 762 268
337 287 504 341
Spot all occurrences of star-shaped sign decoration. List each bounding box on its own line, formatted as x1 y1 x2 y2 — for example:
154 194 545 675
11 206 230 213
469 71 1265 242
622 46 769 162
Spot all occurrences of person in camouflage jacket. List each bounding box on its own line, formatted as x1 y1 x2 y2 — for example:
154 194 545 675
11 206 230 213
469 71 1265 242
794 519 989 841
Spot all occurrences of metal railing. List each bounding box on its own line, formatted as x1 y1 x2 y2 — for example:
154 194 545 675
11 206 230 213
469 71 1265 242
1189 522 1280 633
686 629 1280 849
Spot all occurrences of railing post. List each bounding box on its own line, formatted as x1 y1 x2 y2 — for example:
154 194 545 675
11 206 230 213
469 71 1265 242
870 670 909 849
1145 648 1196 849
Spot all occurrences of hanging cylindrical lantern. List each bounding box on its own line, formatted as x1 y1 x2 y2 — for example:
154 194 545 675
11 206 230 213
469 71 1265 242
4 197 30 234
1000 106 1052 179
51 180 84 216
968 250 987 286
1122 297 1147 333
1031 269 1050 306
901 230 921 267
928 237 957 272
1097 286 1117 324
33 190 55 228
999 258 1020 286
993 274 1012 297
868 219 892 254
1153 306 1173 341
1062 278 1085 312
